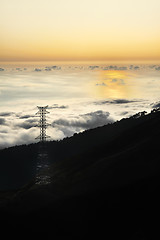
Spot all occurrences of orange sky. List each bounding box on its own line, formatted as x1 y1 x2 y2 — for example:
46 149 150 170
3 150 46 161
1 0 160 62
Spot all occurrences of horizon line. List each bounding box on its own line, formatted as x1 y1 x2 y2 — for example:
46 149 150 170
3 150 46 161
1 59 160 63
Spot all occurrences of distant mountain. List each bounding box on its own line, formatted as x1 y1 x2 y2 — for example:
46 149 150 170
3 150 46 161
1 109 160 239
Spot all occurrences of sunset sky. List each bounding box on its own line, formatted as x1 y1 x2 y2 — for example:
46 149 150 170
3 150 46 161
0 0 160 62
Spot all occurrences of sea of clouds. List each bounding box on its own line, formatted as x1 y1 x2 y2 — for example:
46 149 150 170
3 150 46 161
0 63 160 148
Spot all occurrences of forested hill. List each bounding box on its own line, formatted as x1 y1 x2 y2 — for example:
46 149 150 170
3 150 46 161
1 109 160 238
0 109 160 191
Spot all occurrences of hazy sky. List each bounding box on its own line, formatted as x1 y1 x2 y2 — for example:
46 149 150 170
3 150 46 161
1 0 160 61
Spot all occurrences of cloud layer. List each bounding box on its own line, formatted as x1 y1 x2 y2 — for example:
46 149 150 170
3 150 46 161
52 110 113 137
0 63 160 149
151 101 160 108
94 99 139 105
0 118 6 125
48 104 68 109
0 109 113 148
1 64 160 73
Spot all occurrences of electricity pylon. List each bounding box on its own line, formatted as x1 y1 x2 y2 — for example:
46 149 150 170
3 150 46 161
35 105 50 142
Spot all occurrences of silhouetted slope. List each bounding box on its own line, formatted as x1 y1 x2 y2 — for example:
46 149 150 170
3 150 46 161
0 144 38 190
1 110 160 239
0 110 153 190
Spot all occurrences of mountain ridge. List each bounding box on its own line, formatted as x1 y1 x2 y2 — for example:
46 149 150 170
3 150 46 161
1 109 160 239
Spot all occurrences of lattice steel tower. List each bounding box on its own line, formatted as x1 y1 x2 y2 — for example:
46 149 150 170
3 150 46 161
35 105 50 142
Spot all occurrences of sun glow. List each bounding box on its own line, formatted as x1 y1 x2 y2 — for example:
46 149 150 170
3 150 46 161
91 70 132 99
101 70 129 80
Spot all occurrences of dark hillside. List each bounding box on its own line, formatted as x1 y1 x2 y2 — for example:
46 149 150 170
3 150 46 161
1 109 160 239
0 144 38 190
0 110 155 190
0 110 157 190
